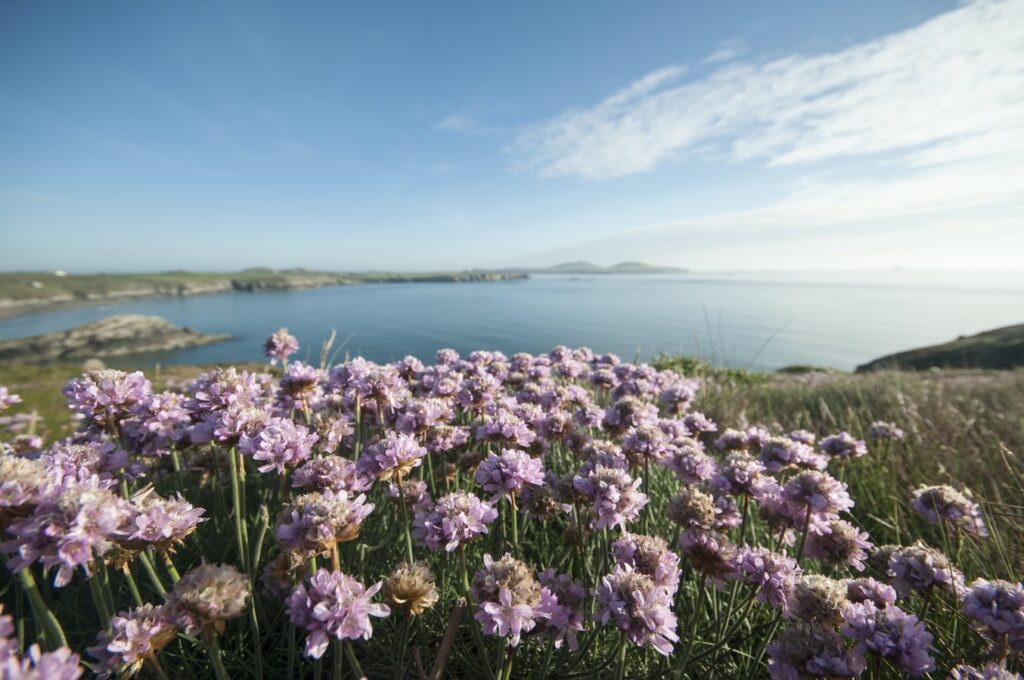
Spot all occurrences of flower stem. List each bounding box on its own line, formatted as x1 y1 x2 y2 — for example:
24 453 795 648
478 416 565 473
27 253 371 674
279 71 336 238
17 568 67 649
229 447 251 574
343 640 365 679
396 474 415 564
204 634 230 680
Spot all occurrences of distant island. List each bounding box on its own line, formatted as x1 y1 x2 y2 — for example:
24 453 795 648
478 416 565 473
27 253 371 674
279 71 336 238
857 323 1024 372
0 262 685 319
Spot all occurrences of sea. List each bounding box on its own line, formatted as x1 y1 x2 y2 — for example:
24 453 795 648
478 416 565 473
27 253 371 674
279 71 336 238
1 271 1022 372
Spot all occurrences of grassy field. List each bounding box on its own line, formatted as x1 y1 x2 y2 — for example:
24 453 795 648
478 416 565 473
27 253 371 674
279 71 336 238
1 357 1022 678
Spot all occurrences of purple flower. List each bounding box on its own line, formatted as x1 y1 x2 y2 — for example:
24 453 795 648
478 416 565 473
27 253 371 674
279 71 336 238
277 362 326 413
781 471 853 518
476 410 536 449
412 491 498 552
840 601 934 676
572 465 648 531
760 436 828 473
0 455 52 526
276 490 375 554
911 485 988 536
738 547 802 612
356 432 426 483
293 456 371 494
804 519 874 570
712 453 766 496
4 477 133 587
682 411 717 437
0 387 22 412
602 396 659 434
124 391 192 454
887 542 964 599
286 569 390 658
867 421 905 442
949 663 1022 679
787 429 816 445
62 370 152 432
679 529 739 587
766 624 865 680
42 440 130 487
612 533 680 594
844 578 897 608
962 578 1024 643
474 449 545 502
535 569 586 650
239 417 317 474
264 328 299 365
124 489 205 553
621 425 673 466
88 603 178 678
660 439 717 484
714 429 749 452
472 553 544 647
1 643 84 679
186 367 262 416
820 432 867 460
595 564 678 655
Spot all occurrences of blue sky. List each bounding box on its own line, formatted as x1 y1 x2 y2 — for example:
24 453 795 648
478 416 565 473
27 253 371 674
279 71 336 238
1 0 1022 272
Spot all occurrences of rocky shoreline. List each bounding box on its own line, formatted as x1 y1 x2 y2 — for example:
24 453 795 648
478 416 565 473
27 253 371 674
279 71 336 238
0 270 528 320
0 315 229 363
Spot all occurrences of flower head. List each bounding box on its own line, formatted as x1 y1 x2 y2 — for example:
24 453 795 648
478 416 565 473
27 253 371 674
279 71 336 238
572 465 648 531
239 417 317 474
166 563 249 636
962 578 1024 643
381 561 439 617
612 533 680 594
264 328 299 365
840 601 934 676
820 432 867 460
788 575 849 626
738 547 802 612
766 624 864 680
292 456 371 494
412 491 497 552
472 553 543 647
88 604 177 678
63 370 152 432
286 569 389 658
594 564 678 655
275 490 374 554
805 519 873 571
887 542 964 598
356 432 426 483
474 449 545 502
535 569 586 651
911 485 987 536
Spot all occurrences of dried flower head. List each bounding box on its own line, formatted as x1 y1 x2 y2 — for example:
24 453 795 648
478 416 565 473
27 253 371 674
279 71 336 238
788 575 849 626
667 486 719 531
382 561 439 617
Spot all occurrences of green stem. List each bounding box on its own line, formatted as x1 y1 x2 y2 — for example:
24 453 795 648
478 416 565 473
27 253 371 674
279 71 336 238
122 564 145 607
396 474 415 564
343 640 365 679
17 568 67 648
89 571 114 635
204 634 230 680
137 551 168 595
228 447 250 574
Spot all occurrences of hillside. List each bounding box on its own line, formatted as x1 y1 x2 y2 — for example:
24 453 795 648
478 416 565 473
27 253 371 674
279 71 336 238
856 323 1024 372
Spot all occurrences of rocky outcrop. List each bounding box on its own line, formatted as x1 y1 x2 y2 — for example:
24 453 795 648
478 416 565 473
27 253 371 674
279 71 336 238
0 315 229 363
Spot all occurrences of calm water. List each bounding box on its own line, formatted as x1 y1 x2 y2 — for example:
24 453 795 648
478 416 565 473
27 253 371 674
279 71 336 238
2 272 1022 371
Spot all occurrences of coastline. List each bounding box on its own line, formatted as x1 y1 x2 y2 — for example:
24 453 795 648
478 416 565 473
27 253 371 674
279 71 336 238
0 271 529 322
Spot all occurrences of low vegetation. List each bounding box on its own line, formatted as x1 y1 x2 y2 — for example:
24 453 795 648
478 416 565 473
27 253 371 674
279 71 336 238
0 337 1021 679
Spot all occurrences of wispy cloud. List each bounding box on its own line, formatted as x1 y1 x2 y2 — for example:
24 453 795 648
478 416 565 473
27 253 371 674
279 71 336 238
512 0 1024 180
701 38 746 65
436 112 497 136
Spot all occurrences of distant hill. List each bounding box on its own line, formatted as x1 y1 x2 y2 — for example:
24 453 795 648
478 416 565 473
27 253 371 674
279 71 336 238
856 323 1024 372
505 261 687 275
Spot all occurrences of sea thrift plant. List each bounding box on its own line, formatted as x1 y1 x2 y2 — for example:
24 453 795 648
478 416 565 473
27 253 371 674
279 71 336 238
0 340 1015 679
